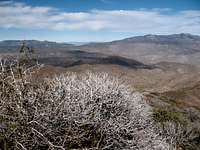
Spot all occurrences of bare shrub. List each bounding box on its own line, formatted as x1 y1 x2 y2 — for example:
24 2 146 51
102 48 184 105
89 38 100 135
158 121 200 150
0 61 172 149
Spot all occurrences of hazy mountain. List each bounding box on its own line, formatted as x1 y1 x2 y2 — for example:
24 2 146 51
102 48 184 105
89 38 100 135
0 33 200 66
67 42 90 46
0 40 73 53
78 33 200 65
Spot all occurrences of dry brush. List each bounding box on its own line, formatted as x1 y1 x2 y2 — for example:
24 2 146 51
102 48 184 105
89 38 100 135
0 59 175 150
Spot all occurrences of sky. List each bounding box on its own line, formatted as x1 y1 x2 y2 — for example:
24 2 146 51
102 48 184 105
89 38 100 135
0 0 200 42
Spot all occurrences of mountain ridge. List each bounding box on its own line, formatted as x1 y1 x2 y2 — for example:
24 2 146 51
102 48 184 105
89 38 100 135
1 33 200 45
1 33 200 66
77 33 200 65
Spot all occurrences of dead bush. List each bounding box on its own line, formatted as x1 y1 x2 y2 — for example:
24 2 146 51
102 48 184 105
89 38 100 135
0 60 173 149
157 121 200 150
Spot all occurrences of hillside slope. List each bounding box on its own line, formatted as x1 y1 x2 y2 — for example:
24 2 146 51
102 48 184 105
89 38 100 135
78 33 200 65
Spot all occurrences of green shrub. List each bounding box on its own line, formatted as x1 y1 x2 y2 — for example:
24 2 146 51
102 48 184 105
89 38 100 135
153 108 186 123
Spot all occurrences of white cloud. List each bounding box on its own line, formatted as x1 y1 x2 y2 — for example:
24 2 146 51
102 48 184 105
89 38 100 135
0 1 200 35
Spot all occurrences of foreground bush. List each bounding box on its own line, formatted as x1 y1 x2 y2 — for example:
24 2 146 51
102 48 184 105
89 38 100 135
0 60 172 149
153 107 200 150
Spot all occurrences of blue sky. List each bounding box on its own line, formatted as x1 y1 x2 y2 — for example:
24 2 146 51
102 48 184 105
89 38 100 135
0 0 200 42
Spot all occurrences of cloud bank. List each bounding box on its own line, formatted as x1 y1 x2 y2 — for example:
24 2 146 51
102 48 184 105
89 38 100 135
0 1 200 35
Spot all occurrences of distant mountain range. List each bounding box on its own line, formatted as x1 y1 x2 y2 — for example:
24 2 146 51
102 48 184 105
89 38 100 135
78 33 200 65
0 33 200 66
0 40 73 53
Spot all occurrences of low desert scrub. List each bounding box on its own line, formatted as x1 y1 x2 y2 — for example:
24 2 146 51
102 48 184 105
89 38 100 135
157 121 200 150
153 108 186 123
0 59 174 149
153 107 200 150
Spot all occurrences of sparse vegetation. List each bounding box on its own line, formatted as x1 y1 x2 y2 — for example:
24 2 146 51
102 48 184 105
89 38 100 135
158 121 200 150
151 101 200 150
153 108 186 123
0 59 175 150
